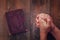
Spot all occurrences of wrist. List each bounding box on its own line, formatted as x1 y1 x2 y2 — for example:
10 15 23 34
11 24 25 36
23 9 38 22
40 31 48 40
40 29 48 34
40 31 48 35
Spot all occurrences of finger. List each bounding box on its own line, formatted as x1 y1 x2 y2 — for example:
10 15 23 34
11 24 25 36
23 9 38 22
51 21 55 29
35 16 40 26
39 18 47 27
46 18 51 26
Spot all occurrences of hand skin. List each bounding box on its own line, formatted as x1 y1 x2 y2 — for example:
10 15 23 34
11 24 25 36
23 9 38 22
36 13 52 40
39 19 51 40
36 19 50 40
51 22 60 40
36 13 60 40
40 31 48 40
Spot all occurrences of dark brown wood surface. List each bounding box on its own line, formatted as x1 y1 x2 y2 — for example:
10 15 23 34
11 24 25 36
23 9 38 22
50 0 60 29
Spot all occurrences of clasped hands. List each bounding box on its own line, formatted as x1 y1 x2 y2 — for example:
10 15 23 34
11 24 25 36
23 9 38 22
36 13 60 40
35 13 57 40
36 13 54 33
